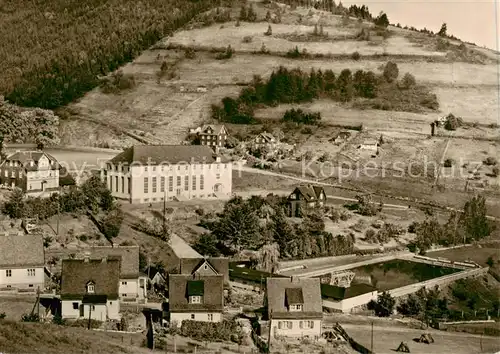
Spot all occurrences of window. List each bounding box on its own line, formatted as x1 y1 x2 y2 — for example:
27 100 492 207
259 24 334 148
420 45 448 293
191 314 195 320
184 176 189 191
29 284 33 287
217 164 220 169
152 166 156 172
27 269 35 277
185 165 188 171
192 176 196 191
110 177 113 191
176 176 181 187
122 294 127 297
287 321 293 329
87 284 95 293
152 177 157 193
145 166 148 172
200 175 204 190
208 314 214 321
289 304 303 311
161 177 165 192
72 302 79 310
92 305 96 311
144 177 148 193
169 176 173 192
189 296 201 304
216 173 220 180
5 270 11 277
128 177 131 193
121 281 128 285
115 176 118 192
121 177 124 193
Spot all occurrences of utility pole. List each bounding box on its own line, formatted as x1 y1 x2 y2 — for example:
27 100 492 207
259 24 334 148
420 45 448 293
370 321 374 353
87 304 92 330
56 186 60 235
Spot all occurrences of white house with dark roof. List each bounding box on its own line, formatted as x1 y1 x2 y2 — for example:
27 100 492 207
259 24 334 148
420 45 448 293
189 125 228 151
63 246 147 303
102 145 232 204
265 277 323 340
0 234 45 291
60 257 120 320
288 185 327 217
0 150 60 196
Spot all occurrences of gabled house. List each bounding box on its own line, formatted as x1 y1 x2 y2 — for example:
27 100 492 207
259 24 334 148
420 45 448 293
329 131 351 145
0 150 60 196
321 283 377 313
189 125 228 151
254 132 277 147
265 277 323 340
178 257 229 284
145 266 167 288
60 257 120 320
168 274 224 326
287 185 327 217
76 246 147 303
0 235 45 291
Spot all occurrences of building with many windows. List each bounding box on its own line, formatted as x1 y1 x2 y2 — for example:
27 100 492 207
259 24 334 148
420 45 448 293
189 125 228 151
0 150 60 196
102 145 232 204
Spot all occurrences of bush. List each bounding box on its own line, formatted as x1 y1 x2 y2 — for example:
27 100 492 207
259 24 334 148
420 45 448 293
443 158 454 168
444 113 464 131
242 36 253 43
71 319 102 329
401 72 416 89
282 108 321 125
100 70 136 94
382 61 399 83
492 166 499 177
180 320 243 343
216 45 234 60
351 51 361 60
21 313 39 322
0 312 6 320
264 25 272 36
484 157 497 166
184 47 196 59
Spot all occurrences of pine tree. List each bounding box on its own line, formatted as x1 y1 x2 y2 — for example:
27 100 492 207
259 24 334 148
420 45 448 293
438 23 447 36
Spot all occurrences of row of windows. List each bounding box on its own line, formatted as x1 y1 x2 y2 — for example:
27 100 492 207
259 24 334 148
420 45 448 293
277 321 315 329
142 194 207 203
188 313 214 321
109 176 131 194
144 175 209 194
109 163 227 173
5 269 36 277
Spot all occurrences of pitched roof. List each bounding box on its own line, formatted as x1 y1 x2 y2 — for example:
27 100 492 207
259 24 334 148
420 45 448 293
72 246 139 278
0 235 44 267
169 234 203 259
109 145 216 165
168 274 224 313
1 151 59 171
179 257 229 278
320 283 377 300
61 259 120 300
291 185 325 202
266 277 322 319
201 125 226 135
258 132 275 142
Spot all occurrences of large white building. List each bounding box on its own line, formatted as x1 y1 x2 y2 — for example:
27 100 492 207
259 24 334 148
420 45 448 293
103 145 232 204
0 234 45 291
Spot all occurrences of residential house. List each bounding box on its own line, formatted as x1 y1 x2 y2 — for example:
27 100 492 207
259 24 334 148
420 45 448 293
68 246 147 303
168 274 224 326
60 257 120 320
102 145 232 204
265 277 323 340
189 125 228 151
321 283 377 313
287 185 327 217
329 131 351 145
0 234 45 291
358 139 379 152
254 132 277 148
0 150 60 196
177 257 229 284
145 266 167 290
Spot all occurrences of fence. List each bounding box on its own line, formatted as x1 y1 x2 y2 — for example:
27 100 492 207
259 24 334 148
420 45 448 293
388 267 488 298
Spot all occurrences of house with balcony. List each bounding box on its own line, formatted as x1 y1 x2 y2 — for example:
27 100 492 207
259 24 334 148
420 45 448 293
60 257 120 320
168 274 224 326
0 150 60 196
102 145 232 204
265 277 323 340
287 185 327 217
0 234 45 291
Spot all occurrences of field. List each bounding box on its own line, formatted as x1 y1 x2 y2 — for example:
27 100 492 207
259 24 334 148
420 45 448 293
350 259 460 291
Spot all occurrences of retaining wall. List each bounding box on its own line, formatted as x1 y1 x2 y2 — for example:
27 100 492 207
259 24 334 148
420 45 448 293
388 267 488 298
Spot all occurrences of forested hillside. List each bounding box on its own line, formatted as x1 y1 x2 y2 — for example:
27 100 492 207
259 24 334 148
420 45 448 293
0 0 228 108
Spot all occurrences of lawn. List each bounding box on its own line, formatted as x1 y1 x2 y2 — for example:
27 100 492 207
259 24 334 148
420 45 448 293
351 259 461 291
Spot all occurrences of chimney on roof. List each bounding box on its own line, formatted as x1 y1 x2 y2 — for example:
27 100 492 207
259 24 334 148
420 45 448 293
83 252 91 262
